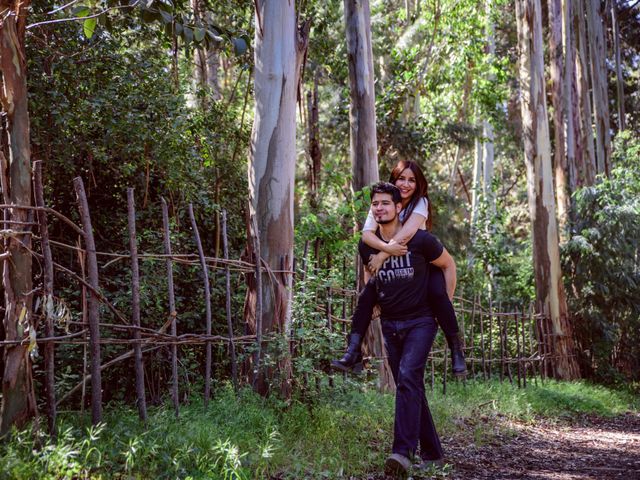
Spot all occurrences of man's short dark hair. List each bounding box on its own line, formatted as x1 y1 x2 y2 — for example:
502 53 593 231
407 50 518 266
371 182 402 205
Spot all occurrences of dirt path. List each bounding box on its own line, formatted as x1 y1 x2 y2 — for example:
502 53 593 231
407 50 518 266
443 412 640 480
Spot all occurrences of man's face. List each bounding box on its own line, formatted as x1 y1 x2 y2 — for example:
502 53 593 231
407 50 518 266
371 192 402 225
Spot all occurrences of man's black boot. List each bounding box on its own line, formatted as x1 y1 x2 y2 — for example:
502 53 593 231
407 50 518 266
331 333 363 373
446 332 467 378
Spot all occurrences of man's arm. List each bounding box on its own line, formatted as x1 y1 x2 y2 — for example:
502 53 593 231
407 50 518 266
430 247 456 301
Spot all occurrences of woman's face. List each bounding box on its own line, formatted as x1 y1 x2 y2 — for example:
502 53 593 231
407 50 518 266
394 168 417 203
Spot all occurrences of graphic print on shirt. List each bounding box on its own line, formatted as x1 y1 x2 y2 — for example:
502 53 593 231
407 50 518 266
376 252 415 297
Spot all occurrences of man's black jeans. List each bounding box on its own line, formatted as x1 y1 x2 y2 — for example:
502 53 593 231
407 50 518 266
382 316 444 461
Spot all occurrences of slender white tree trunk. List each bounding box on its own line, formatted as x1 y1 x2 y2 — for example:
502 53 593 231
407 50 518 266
470 134 483 241
585 0 611 176
562 0 578 195
515 0 580 380
548 0 569 239
611 1 625 132
344 0 379 193
574 0 596 186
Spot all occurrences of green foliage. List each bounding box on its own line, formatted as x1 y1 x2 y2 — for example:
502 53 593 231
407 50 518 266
1 381 636 479
562 132 640 383
28 4 252 408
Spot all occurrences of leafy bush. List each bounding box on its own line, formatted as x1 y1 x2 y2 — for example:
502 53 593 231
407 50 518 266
562 132 640 383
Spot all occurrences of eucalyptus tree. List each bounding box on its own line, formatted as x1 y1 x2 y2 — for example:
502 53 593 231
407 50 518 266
344 0 379 193
515 0 580 380
585 0 611 176
548 0 569 238
246 0 309 397
0 0 36 437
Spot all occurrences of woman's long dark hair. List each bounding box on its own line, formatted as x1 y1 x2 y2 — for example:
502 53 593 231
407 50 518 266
388 160 432 230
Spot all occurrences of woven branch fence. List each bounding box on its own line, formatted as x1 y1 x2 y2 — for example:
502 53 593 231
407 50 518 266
0 162 557 436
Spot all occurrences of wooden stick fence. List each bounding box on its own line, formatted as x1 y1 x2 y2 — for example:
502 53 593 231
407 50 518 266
0 168 560 437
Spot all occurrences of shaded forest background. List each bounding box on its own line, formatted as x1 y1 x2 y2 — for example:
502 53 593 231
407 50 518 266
0 0 639 434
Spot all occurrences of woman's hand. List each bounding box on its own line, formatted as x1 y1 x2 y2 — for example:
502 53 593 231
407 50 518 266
384 239 408 257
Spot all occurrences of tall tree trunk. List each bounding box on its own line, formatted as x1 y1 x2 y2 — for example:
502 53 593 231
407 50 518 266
562 0 579 196
515 0 580 380
548 0 569 240
611 0 625 132
307 70 322 211
190 0 221 109
585 0 611 176
245 1 309 398
344 0 379 193
0 0 36 436
470 134 483 243
574 0 596 186
344 0 393 391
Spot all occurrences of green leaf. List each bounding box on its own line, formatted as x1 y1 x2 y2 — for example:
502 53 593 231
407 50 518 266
159 10 173 24
72 5 90 16
232 37 248 56
141 8 160 22
183 26 193 43
83 18 97 39
194 27 205 42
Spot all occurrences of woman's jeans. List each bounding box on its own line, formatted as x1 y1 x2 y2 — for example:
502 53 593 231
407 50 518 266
382 316 444 461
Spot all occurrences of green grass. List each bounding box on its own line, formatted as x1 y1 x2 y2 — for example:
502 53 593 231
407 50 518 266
1 378 637 479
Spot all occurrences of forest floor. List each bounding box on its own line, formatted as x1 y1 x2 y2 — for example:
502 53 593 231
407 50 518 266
421 412 640 480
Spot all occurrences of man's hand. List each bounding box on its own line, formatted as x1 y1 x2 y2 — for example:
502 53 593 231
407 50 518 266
368 252 389 275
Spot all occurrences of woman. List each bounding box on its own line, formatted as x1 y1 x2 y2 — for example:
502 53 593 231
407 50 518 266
331 160 466 377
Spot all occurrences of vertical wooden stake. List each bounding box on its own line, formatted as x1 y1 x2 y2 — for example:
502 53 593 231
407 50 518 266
73 177 102 425
528 303 538 385
442 345 448 395
221 210 238 391
521 307 528 388
470 294 477 377
499 315 505 383
188 203 212 408
78 238 88 414
34 161 56 437
127 188 147 422
161 198 179 417
249 213 263 387
479 298 487 380
488 298 494 379
515 310 522 388
430 355 435 391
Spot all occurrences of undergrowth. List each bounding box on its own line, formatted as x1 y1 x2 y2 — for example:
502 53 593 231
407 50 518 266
1 379 636 479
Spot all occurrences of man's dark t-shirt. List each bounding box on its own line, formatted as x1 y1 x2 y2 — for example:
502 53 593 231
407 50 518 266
359 229 444 321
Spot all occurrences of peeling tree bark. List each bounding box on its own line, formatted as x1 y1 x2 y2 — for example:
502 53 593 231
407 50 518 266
0 0 36 437
562 0 579 196
585 0 611 176
245 1 309 398
344 0 379 192
548 0 569 240
515 0 580 380
307 70 322 211
574 0 596 186
611 0 625 132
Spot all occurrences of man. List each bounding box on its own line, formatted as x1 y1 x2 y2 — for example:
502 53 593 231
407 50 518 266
337 182 456 477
